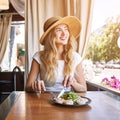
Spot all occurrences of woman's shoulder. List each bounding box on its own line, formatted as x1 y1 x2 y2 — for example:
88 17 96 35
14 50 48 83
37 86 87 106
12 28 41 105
72 51 82 64
73 51 81 59
33 51 41 64
33 51 40 58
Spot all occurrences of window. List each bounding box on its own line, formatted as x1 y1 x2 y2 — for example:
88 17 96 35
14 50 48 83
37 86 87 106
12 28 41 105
85 0 120 88
1 21 25 71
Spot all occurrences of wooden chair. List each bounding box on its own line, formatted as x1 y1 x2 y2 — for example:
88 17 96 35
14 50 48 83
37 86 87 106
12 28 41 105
0 66 24 103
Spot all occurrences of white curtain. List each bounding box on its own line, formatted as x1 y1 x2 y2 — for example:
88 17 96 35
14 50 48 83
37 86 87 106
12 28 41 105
0 14 12 64
77 0 94 58
10 0 25 17
25 0 42 78
25 0 94 79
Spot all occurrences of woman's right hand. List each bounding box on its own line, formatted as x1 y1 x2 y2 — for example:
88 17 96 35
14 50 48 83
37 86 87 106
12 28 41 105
31 80 46 93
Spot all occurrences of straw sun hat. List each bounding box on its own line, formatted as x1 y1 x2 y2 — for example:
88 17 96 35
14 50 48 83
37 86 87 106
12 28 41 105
40 16 82 45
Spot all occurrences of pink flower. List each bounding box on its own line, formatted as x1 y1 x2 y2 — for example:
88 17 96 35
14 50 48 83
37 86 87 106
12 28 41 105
101 75 120 90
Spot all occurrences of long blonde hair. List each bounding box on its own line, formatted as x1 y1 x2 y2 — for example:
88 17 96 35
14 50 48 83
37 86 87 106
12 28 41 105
40 29 77 85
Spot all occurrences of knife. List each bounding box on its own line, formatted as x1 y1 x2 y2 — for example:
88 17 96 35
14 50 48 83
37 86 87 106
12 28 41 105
57 87 66 98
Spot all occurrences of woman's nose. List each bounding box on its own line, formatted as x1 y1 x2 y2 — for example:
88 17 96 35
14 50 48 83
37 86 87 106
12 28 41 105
61 30 65 36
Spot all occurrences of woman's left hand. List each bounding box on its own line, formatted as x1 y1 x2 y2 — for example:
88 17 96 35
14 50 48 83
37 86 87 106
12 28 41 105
62 75 74 87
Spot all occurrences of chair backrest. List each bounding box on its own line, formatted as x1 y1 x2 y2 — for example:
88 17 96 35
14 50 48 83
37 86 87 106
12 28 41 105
0 66 24 104
12 66 24 91
13 66 21 72
0 72 14 92
0 66 24 93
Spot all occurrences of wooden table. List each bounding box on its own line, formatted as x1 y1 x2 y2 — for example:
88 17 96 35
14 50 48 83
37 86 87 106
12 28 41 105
0 91 120 120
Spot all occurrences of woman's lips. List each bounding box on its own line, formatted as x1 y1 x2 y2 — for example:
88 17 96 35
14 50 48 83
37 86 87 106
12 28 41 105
60 37 67 40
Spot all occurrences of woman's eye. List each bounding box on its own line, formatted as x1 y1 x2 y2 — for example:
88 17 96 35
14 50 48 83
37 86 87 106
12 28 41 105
65 29 68 31
55 27 69 33
57 29 61 32
56 29 62 32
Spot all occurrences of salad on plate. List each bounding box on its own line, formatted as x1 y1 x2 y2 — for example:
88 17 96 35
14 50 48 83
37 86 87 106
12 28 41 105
51 92 91 106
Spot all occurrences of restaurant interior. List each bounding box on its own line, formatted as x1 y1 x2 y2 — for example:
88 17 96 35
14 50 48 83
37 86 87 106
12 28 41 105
0 0 120 120
0 0 24 103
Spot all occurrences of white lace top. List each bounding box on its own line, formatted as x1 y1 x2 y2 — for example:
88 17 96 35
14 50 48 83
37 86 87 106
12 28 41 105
33 51 82 92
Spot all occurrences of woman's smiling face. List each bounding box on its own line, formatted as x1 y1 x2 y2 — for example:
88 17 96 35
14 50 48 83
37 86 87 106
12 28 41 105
54 24 70 45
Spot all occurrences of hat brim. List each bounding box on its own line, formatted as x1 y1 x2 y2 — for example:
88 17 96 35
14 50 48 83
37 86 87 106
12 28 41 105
40 16 82 44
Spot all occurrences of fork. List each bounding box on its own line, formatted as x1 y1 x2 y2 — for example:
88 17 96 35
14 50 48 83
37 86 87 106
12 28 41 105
57 87 66 98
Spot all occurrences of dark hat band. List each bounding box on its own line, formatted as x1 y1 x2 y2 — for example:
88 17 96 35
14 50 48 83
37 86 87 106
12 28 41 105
44 19 59 32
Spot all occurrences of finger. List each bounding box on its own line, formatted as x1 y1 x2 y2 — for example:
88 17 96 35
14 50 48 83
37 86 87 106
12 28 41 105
41 80 46 91
31 82 34 91
32 81 37 91
63 75 69 87
35 80 40 91
67 76 73 87
37 80 42 92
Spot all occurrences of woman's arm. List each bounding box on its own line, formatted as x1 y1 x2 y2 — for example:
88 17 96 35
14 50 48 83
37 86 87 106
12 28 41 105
63 62 87 92
25 59 46 92
71 62 87 92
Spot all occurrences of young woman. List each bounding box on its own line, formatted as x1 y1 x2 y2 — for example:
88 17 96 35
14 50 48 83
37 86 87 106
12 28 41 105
25 16 87 93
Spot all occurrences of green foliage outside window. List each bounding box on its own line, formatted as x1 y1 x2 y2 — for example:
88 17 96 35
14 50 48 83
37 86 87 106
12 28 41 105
86 16 120 63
